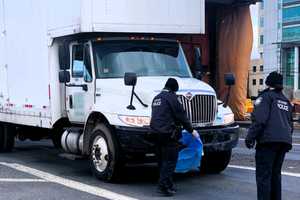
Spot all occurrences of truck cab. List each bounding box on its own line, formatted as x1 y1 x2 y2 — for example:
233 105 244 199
58 36 239 181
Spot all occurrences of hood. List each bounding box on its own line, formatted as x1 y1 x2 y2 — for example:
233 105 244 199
96 76 215 98
95 77 216 116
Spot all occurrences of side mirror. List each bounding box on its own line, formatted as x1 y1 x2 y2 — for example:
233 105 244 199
224 73 235 86
59 71 70 83
124 72 148 110
124 72 137 86
59 44 70 70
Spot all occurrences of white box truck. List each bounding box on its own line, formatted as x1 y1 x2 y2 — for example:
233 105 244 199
0 0 239 181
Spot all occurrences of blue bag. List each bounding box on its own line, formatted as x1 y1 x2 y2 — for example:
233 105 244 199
175 130 203 173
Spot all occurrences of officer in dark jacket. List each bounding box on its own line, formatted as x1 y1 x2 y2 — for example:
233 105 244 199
245 71 293 200
150 78 199 196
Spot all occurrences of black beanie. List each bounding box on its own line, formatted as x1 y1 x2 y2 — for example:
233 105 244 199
164 78 179 92
265 71 283 89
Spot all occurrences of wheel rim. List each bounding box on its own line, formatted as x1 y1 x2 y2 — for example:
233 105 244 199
91 135 109 172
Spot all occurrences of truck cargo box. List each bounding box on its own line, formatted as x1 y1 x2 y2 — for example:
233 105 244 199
48 0 204 37
0 0 204 128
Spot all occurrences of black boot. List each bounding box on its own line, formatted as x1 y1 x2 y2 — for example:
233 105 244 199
157 186 176 197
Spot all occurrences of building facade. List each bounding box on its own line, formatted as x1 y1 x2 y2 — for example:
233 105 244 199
249 59 265 97
247 2 265 98
281 0 300 97
262 0 300 98
258 1 264 59
262 0 281 77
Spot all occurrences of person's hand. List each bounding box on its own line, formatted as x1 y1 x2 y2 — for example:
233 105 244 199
245 138 255 149
192 130 200 138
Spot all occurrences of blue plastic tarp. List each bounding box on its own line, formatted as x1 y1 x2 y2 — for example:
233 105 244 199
175 130 203 173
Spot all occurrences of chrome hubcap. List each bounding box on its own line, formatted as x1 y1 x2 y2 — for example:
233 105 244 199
91 136 109 172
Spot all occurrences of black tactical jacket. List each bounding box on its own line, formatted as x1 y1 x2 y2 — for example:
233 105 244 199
150 90 193 135
246 89 293 147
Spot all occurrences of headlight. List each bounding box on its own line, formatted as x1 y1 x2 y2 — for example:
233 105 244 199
118 115 150 127
223 113 234 125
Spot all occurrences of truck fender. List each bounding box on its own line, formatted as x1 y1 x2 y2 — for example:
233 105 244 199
82 112 111 155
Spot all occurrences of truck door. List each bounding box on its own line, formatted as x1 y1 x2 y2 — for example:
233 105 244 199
66 43 95 123
0 0 8 107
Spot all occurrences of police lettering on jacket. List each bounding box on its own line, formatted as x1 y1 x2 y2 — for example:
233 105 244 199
247 89 293 146
150 90 193 134
277 100 289 111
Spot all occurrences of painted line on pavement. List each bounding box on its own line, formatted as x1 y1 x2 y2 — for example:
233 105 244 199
0 162 138 200
0 178 47 182
238 138 300 146
229 165 300 178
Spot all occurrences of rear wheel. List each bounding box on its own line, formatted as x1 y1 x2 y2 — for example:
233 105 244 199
88 123 123 182
0 123 16 153
200 150 232 173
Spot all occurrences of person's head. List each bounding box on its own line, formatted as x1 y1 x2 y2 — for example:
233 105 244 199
265 71 283 91
164 78 179 92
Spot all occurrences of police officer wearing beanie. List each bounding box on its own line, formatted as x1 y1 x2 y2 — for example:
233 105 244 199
150 78 199 196
245 71 293 200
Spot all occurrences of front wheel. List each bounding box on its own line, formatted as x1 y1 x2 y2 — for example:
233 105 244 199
88 124 122 182
200 150 232 174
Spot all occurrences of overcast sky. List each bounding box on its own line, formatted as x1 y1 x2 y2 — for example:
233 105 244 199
250 4 259 59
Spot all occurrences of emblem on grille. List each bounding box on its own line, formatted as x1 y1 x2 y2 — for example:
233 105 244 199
185 92 193 101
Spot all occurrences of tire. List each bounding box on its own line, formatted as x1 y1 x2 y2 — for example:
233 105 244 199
0 123 16 153
51 128 63 149
200 150 232 174
88 123 122 182
51 119 71 149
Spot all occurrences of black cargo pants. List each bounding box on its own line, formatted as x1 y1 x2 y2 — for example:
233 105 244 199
255 143 288 200
156 134 179 190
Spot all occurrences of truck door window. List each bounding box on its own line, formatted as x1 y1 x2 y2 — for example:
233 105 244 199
72 45 84 78
83 44 92 82
72 44 93 82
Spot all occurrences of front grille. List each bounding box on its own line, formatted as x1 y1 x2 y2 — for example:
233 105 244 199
177 95 217 126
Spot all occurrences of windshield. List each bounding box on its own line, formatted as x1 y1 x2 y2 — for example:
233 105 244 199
93 40 192 78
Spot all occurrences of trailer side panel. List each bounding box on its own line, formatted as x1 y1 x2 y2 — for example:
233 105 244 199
0 0 51 128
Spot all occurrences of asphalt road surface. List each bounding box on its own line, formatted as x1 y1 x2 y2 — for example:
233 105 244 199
0 129 300 200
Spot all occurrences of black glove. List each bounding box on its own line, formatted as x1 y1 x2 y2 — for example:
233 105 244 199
245 138 255 149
